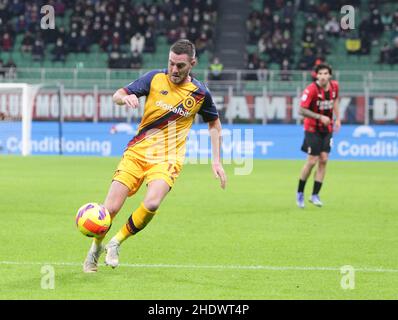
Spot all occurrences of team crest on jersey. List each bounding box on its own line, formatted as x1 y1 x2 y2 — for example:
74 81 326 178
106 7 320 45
183 96 196 109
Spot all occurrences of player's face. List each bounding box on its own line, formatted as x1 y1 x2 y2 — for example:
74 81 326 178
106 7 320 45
168 51 195 84
316 69 331 87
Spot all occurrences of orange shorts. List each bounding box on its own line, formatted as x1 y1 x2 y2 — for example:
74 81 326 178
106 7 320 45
112 151 182 197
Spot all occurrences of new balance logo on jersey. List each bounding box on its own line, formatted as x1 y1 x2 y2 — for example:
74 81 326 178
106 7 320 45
160 90 168 95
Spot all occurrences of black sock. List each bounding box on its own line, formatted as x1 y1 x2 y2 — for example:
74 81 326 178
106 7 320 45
312 181 323 195
298 179 307 193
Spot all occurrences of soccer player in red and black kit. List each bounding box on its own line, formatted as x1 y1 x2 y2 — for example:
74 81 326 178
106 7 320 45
296 63 341 208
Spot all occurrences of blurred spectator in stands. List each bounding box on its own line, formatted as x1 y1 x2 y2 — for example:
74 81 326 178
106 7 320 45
282 1 295 21
136 16 147 35
130 32 145 55
247 11 261 45
2 32 12 51
392 25 398 43
318 2 330 20
281 58 292 81
144 30 156 53
280 33 293 59
166 13 180 32
195 32 208 56
146 7 157 30
301 0 318 19
52 38 67 63
9 0 24 16
169 0 181 12
56 26 67 44
302 34 315 50
130 50 143 69
160 0 172 16
111 32 121 51
379 42 391 64
393 11 398 28
54 0 65 17
113 20 123 36
247 52 260 70
381 11 393 31
360 33 371 55
298 48 315 70
21 31 34 53
258 34 268 54
324 16 340 38
189 27 199 43
15 15 26 33
302 24 315 50
156 11 168 35
0 59 5 79
180 30 188 41
191 11 201 30
346 35 361 55
390 37 398 64
4 58 17 79
77 30 90 53
167 29 179 45
245 60 258 81
25 2 39 30
202 23 214 50
99 24 111 51
369 8 384 44
122 20 132 42
180 13 190 31
257 61 268 81
209 57 223 81
32 39 45 62
358 16 371 39
108 50 120 69
260 6 273 33
68 31 80 53
272 14 282 33
315 33 330 55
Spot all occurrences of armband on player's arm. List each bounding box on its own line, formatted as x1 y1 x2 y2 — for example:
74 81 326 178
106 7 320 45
299 107 321 120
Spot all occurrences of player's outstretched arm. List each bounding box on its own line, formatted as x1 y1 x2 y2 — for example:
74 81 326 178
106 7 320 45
112 88 140 108
208 118 226 189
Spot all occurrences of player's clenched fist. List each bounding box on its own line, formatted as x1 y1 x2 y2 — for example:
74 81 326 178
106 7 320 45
122 94 139 108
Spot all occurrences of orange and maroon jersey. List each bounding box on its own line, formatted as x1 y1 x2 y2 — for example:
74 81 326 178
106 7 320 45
122 69 219 164
300 80 339 133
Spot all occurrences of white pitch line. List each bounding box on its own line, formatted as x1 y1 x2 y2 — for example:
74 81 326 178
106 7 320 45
0 261 397 274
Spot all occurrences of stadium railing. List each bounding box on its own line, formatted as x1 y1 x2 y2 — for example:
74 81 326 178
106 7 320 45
1 68 397 126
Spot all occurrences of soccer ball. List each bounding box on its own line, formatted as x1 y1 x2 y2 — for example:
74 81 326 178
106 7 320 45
75 203 111 238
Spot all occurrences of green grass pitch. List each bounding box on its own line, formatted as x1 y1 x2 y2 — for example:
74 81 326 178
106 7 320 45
0 156 397 299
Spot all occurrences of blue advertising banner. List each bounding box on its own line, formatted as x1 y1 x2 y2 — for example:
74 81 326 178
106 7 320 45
0 122 397 161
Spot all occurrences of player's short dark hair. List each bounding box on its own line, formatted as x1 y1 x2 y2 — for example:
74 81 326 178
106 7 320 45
170 39 196 59
314 63 333 75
